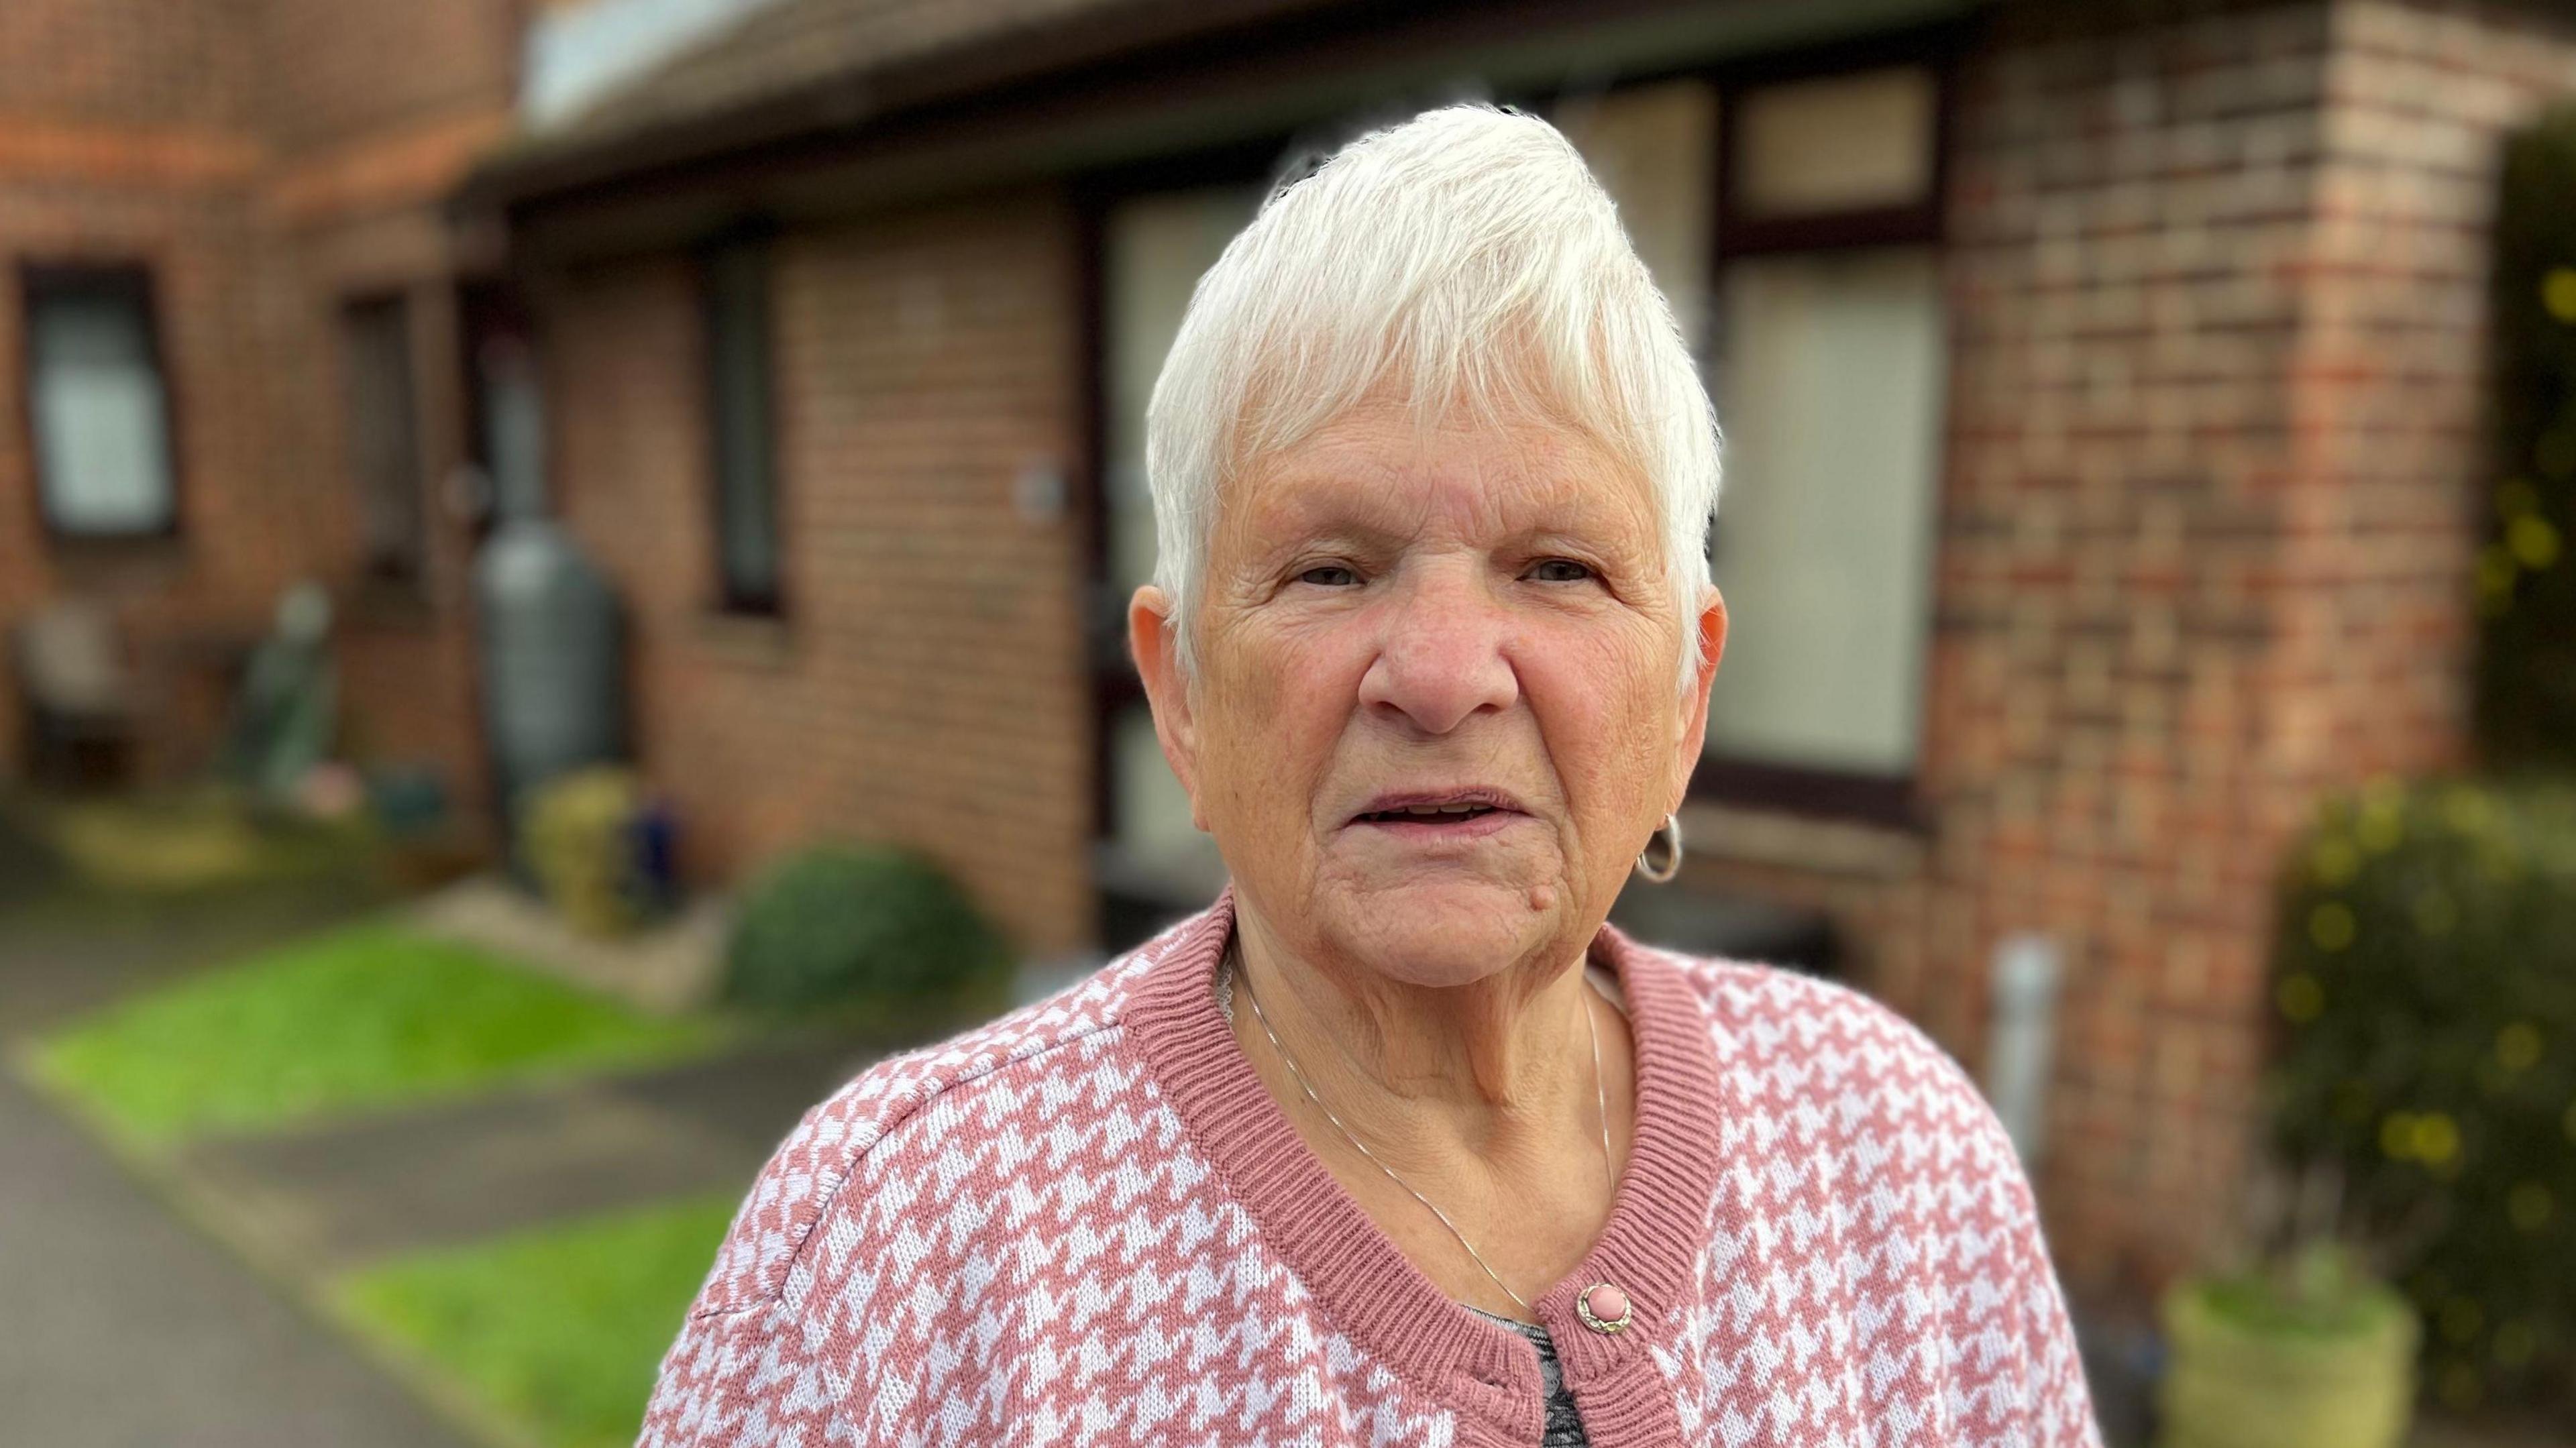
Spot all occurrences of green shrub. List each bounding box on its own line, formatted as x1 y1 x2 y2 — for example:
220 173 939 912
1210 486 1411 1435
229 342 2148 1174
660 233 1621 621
2267 779 2576 1418
722 844 1012 1017
2476 103 2576 767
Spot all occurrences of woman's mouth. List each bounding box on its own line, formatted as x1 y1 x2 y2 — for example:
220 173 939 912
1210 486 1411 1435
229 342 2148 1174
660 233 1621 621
1347 791 1525 834
1356 801 1499 824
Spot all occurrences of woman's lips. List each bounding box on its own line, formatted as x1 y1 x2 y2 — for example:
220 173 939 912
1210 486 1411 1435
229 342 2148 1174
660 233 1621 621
1345 791 1529 838
1347 808 1524 839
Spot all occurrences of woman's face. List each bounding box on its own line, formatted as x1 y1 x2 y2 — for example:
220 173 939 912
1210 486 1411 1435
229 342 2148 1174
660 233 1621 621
1134 402 1725 987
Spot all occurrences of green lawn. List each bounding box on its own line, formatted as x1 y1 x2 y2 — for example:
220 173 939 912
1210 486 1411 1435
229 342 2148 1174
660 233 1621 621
26 926 718 1143
333 1196 737 1448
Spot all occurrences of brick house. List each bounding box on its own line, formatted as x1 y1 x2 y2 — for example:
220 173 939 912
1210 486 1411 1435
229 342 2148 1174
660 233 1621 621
0 0 521 805
11 0 2576 1302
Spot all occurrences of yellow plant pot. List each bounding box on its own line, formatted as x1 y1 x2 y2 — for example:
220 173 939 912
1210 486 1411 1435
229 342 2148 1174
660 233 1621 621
2155 1278 2418 1448
521 767 643 938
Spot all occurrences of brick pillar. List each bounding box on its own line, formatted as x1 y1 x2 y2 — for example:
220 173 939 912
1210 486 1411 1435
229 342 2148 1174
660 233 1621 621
1934 0 2576 1298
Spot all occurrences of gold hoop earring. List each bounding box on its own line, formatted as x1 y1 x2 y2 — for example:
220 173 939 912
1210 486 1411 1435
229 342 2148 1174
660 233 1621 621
1633 812 1682 884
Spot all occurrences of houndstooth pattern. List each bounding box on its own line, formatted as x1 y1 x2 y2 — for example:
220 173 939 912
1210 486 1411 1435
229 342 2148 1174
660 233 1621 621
639 912 2099 1447
1640 950 2098 1448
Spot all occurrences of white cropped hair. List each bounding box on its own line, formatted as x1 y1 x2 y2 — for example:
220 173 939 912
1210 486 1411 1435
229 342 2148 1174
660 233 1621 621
1143 102 1723 689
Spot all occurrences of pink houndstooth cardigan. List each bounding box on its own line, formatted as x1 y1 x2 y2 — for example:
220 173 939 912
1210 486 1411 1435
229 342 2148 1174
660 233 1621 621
639 893 2102 1447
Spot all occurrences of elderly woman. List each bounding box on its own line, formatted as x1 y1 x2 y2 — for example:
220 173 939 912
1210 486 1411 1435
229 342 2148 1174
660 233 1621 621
643 105 2099 1448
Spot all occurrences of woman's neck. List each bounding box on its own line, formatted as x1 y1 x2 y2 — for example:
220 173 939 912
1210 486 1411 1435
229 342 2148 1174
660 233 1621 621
1227 899 1623 1171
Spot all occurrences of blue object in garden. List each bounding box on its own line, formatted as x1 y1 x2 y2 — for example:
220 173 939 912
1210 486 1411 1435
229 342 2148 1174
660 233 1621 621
627 799 677 917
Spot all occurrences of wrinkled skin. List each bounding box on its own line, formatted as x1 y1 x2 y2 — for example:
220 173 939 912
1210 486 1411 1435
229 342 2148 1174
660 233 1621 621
1134 402 1724 1015
1129 400 1727 1315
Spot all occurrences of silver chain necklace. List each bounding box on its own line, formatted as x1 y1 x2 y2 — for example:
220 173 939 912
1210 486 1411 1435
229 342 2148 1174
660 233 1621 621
1229 945 1617 1318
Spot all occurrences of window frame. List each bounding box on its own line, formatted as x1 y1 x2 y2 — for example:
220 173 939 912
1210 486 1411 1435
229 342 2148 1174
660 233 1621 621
1690 32 1961 830
696 221 787 619
1712 39 1955 260
1069 25 1966 844
18 260 185 547
1073 142 1293 856
337 288 431 589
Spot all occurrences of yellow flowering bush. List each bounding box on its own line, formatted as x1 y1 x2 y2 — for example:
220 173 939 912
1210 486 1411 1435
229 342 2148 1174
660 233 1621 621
2269 779 2576 1418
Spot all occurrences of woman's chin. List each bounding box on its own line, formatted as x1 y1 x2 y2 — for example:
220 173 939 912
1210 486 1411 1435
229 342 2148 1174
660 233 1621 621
1311 877 1574 987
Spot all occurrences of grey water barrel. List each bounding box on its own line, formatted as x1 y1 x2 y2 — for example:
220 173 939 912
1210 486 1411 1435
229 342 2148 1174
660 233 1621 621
474 516 625 829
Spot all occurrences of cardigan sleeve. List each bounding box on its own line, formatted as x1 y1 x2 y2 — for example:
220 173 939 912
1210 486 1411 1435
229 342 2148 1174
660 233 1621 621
637 1296 833 1447
634 1049 949 1448
635 1142 934 1447
2004 1172 2107 1448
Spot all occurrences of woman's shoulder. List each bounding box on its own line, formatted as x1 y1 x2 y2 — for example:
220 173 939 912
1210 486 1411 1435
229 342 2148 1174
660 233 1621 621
688 917 1201 1317
1633 941 2009 1144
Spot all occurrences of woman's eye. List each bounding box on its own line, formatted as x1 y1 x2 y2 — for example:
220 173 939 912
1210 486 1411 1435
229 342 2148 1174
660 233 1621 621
1296 565 1360 587
1526 559 1594 583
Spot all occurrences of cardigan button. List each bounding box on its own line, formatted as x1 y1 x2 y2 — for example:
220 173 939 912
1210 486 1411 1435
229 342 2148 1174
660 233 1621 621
1577 1282 1632 1335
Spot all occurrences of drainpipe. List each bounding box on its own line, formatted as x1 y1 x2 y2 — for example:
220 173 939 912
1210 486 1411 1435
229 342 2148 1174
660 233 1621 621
1985 933 2063 1169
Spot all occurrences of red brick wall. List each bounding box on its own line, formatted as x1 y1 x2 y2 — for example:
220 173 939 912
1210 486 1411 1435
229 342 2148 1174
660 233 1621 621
1674 0 2576 1300
246 0 520 824
0 156 299 778
1930 0 2347 1300
250 0 523 153
0 0 257 129
2286 0 2576 791
545 194 1095 956
0 0 516 812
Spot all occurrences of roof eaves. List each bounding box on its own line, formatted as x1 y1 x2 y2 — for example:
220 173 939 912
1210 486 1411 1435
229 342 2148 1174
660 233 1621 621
460 0 1336 210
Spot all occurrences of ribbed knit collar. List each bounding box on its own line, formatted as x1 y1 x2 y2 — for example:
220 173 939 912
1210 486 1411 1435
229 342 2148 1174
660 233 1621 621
1124 891 1729 1448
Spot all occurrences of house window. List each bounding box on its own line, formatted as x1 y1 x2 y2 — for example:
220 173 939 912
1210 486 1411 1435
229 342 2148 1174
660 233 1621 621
1700 62 1948 816
702 233 780 614
1702 248 1945 778
1556 78 1719 357
1733 67 1937 221
1097 186 1261 890
341 294 426 583
22 266 178 539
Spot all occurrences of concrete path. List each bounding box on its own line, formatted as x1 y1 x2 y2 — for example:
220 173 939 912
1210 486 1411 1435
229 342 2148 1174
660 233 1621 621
1 887 474 1447
178 1037 870 1272
0 871 1102 1448
0 1070 467 1448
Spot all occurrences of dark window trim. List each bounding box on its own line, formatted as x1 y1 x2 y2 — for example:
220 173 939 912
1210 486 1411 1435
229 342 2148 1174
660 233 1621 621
1693 26 1963 825
1693 758 1929 834
337 288 431 592
1072 143 1283 851
1073 175 1119 854
18 260 186 549
695 219 787 618
1711 25 1962 258
457 278 540 540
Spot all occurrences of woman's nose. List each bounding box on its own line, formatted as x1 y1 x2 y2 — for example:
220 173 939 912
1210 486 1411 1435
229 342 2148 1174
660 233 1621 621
1356 573 1519 735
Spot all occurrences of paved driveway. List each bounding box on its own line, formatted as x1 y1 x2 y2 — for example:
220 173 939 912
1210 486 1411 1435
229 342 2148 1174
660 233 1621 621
0 1072 466 1448
0 893 468 1448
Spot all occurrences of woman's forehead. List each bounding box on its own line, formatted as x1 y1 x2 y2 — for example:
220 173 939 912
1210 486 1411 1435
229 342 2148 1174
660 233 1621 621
1227 406 1656 541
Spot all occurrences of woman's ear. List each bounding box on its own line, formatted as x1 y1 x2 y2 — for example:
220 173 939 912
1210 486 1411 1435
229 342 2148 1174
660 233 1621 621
1128 586 1208 829
1671 587 1729 810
